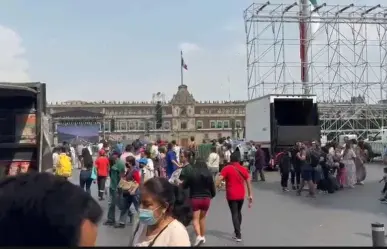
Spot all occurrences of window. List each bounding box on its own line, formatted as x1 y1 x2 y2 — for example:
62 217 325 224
210 120 216 129
235 120 242 128
129 121 136 130
138 121 145 130
196 120 203 129
181 121 187 130
204 133 209 139
148 121 154 130
223 120 230 129
163 121 170 130
119 121 127 131
104 121 111 132
216 121 223 129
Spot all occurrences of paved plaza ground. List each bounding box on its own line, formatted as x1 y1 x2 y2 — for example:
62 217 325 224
71 162 387 246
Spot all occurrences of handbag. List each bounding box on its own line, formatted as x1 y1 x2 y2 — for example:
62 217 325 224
119 179 139 195
168 168 182 184
119 170 139 195
91 167 97 180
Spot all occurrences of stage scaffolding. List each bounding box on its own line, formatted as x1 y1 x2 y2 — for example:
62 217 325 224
244 2 387 140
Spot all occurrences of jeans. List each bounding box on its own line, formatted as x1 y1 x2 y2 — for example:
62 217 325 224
228 200 244 238
97 176 107 199
119 194 139 225
290 165 301 186
79 169 92 194
280 171 290 188
107 188 118 222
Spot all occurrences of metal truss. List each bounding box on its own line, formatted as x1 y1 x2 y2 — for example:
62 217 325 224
244 2 387 140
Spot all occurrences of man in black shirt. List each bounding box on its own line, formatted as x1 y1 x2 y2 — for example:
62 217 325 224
290 142 301 190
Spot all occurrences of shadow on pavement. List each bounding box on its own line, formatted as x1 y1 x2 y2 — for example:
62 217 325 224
252 170 387 217
206 229 235 242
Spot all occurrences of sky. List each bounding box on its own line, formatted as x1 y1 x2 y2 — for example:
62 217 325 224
0 0 382 102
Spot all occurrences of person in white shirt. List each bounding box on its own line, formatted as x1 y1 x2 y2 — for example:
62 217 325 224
70 145 76 169
207 146 220 178
172 140 181 163
139 157 154 182
151 142 159 159
143 151 155 178
87 144 93 157
130 177 191 246
97 141 104 151
52 147 60 170
224 143 232 164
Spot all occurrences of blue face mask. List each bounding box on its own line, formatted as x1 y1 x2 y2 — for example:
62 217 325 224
138 206 161 226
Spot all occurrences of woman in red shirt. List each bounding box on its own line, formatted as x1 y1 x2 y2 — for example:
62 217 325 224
216 152 253 242
95 150 109 200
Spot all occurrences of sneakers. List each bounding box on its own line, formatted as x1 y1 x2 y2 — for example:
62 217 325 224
282 188 290 192
114 223 125 229
232 234 242 242
194 236 205 246
103 220 115 226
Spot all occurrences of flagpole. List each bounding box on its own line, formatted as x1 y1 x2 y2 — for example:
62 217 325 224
300 0 309 94
180 50 184 86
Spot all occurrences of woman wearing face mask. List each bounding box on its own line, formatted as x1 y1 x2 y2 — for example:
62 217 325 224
130 177 192 247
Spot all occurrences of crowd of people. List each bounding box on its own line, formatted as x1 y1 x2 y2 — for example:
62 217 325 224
277 138 368 198
0 137 253 246
0 134 376 246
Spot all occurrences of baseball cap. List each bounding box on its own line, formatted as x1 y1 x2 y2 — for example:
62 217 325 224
138 158 148 165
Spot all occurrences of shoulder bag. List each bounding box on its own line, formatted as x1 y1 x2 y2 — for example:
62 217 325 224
118 170 139 195
130 220 172 247
231 165 249 193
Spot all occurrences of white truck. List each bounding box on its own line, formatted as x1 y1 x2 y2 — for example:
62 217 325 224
245 94 321 157
366 128 387 159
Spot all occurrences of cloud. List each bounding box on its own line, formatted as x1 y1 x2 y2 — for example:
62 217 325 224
0 25 30 82
179 42 201 54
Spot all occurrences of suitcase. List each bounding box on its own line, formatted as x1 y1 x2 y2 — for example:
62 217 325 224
326 174 340 193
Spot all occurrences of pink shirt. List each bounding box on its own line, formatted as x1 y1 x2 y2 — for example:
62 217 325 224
120 152 134 162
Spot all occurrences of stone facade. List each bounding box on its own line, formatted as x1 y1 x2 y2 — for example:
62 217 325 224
48 85 245 146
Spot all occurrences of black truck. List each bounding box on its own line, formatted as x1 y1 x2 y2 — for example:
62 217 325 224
0 82 52 179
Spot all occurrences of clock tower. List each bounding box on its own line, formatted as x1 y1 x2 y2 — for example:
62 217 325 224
170 84 196 147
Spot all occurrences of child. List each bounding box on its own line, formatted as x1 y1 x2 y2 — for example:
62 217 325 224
379 167 387 202
336 162 346 189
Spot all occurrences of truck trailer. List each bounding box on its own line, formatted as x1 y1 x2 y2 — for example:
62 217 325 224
245 94 320 157
0 82 52 179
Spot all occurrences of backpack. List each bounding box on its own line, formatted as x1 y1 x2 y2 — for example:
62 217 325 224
56 154 72 177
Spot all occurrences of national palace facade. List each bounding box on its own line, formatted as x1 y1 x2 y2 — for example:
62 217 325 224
48 85 387 145
48 85 246 146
